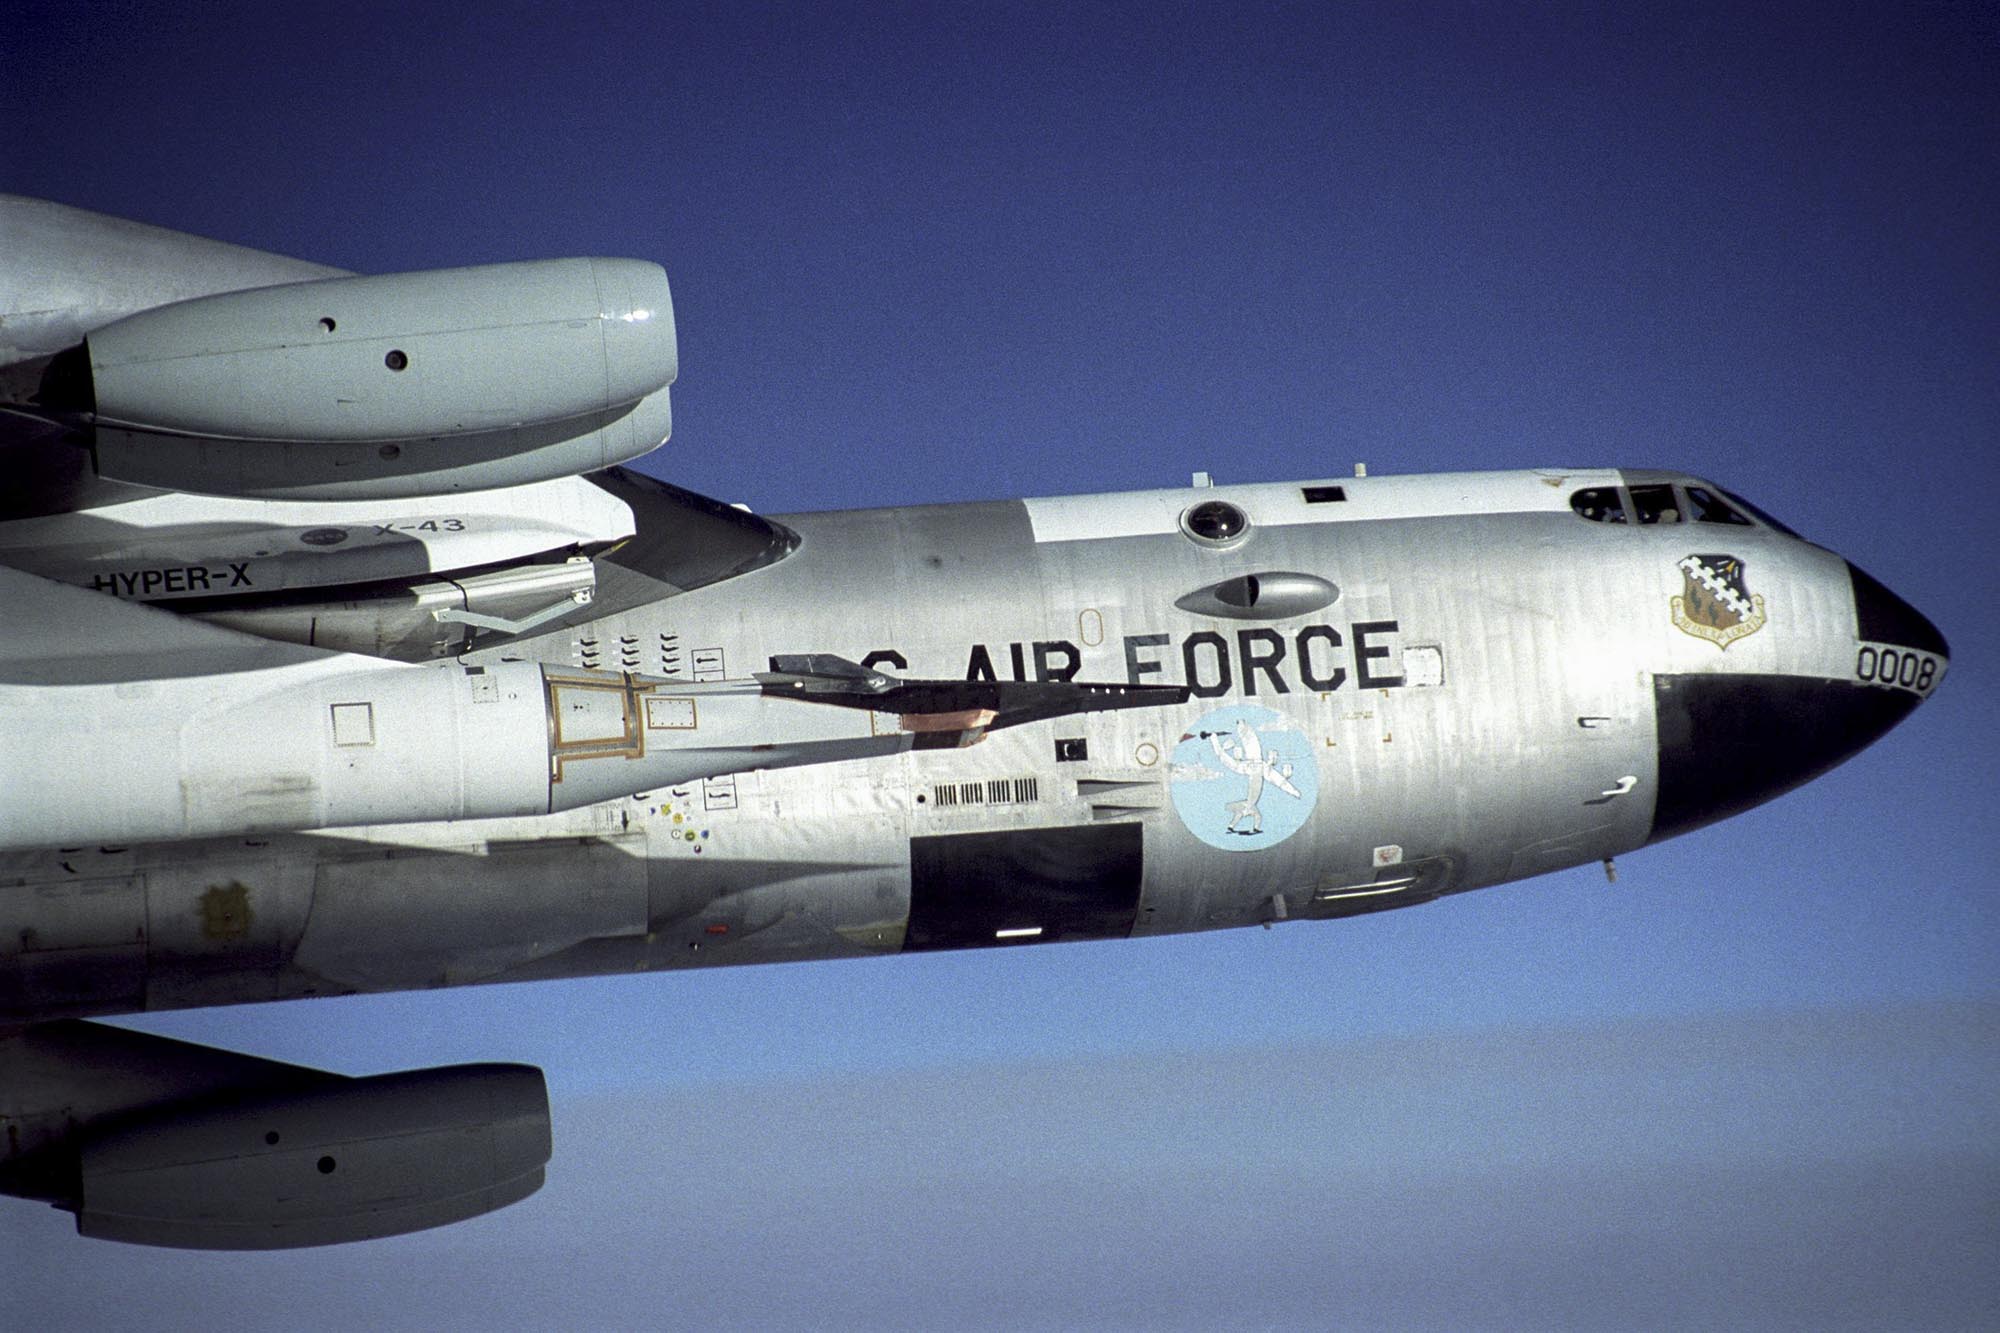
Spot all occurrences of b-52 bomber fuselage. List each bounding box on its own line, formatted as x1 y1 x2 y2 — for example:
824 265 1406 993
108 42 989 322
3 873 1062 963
0 196 1949 1249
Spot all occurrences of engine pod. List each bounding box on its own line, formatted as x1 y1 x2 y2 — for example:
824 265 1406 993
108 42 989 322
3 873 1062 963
87 257 675 442
84 258 676 499
74 1063 551 1249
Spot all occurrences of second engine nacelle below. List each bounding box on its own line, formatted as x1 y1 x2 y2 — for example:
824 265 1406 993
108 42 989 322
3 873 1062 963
69 257 676 499
75 1064 552 1249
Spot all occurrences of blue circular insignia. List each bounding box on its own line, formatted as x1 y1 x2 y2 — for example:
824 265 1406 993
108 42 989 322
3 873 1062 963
1168 705 1319 851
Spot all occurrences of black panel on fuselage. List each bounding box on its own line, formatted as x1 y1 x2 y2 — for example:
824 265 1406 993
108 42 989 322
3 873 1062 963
905 825 1143 951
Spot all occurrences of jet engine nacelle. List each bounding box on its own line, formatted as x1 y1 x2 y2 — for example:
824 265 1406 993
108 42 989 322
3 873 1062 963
70 258 676 499
75 1064 552 1249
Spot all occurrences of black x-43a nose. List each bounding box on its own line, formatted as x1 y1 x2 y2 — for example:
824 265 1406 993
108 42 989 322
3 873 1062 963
1648 563 1946 845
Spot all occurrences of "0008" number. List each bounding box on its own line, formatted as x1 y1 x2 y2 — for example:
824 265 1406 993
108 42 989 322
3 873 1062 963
1855 645 1938 694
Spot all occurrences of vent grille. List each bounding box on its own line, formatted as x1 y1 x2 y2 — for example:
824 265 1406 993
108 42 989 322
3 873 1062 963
932 776 1041 809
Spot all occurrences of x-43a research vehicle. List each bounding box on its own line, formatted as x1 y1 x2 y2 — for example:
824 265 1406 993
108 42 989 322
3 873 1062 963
0 195 1949 1248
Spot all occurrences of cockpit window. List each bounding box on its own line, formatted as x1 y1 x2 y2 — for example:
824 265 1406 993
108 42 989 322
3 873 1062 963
1569 486 1627 523
1630 484 1682 525
1685 486 1752 525
1720 489 1802 539
1572 479 1801 538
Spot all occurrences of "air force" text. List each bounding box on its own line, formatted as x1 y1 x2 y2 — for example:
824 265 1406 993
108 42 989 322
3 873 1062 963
858 620 1411 698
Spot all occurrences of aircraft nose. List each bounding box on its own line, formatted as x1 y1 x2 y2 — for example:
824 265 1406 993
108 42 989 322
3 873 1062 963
1847 560 1950 663
1648 563 1946 846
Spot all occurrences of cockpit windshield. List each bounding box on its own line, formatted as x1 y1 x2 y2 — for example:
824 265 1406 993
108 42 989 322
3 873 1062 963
1569 486 1627 523
1719 488 1802 539
1684 486 1753 526
1629 484 1682 525
1569 479 1798 535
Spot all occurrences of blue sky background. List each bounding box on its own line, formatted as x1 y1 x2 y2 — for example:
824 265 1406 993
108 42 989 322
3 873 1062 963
4 2 1995 1326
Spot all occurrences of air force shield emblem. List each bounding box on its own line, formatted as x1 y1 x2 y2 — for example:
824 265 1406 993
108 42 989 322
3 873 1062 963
1671 553 1768 649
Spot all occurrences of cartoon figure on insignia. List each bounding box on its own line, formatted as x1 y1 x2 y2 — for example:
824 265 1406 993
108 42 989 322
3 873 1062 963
1200 721 1302 835
1169 705 1320 851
